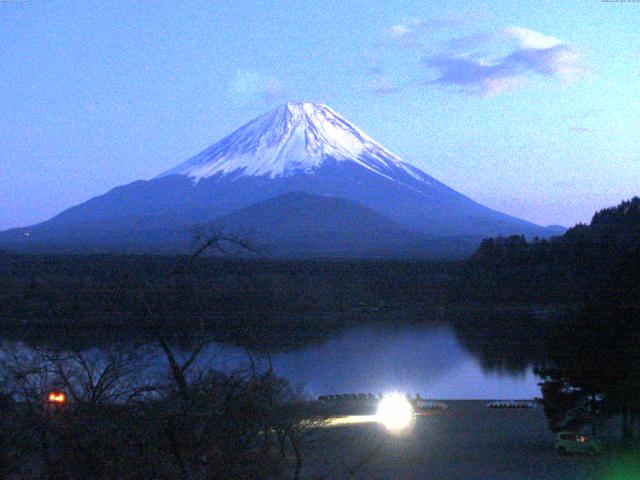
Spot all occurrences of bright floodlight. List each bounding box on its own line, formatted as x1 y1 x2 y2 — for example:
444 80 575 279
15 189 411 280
376 393 414 433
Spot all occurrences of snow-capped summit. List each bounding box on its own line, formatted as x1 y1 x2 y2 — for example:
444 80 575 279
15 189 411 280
159 102 409 181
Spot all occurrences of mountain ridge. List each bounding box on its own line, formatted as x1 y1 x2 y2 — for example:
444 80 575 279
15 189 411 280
0 102 563 257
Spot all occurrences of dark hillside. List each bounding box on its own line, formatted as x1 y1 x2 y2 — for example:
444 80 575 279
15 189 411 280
462 197 640 304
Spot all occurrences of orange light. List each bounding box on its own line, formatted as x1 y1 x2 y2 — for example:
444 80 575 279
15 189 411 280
48 392 66 404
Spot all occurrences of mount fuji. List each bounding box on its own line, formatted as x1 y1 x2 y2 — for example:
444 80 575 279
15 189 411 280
0 102 562 257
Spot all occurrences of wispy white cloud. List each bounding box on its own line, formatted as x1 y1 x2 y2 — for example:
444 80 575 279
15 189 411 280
423 26 585 95
388 23 413 38
228 69 285 104
383 18 431 50
385 17 428 37
504 26 562 50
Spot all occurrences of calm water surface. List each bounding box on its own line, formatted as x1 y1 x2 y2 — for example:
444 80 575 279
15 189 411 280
2 323 541 400
190 324 540 400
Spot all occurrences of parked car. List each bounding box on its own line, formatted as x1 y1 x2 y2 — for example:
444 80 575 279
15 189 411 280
555 432 602 455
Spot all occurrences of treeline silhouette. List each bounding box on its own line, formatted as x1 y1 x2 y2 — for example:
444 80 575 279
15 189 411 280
467 197 640 444
0 256 470 355
465 197 640 305
0 256 460 325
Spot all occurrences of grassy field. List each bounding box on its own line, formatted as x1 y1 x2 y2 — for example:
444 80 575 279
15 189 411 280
300 401 638 480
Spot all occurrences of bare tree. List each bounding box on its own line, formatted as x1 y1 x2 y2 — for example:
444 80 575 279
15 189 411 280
42 346 148 405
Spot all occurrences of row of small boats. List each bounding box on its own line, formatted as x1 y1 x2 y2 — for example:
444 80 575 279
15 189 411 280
317 394 450 411
486 400 537 409
317 395 536 410
318 393 383 402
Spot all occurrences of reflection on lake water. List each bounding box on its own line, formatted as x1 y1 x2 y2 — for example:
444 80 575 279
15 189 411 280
207 324 541 400
1 322 543 400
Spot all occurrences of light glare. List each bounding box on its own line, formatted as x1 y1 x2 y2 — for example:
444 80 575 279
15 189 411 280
376 393 414 433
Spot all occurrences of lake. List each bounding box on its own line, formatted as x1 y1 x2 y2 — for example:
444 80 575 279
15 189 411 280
203 323 541 400
0 321 542 401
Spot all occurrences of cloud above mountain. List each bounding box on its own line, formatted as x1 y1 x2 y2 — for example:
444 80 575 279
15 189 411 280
228 69 286 104
376 22 585 97
424 27 584 96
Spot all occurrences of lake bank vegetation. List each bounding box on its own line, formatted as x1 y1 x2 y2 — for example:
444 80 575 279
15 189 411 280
0 336 332 480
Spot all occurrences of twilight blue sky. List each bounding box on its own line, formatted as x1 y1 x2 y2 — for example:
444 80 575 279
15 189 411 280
1 0 638 230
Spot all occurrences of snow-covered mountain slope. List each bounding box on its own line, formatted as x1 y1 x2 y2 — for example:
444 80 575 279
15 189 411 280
158 102 413 182
0 102 563 257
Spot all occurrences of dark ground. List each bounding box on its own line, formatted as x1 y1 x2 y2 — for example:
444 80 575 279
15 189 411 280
301 401 639 480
